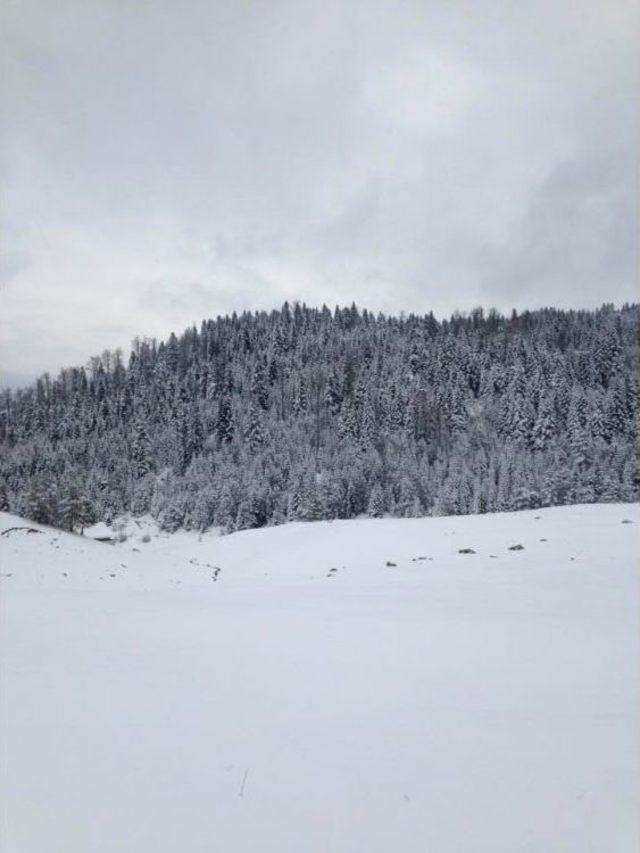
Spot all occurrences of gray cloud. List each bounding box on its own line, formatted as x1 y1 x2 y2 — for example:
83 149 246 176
1 0 638 385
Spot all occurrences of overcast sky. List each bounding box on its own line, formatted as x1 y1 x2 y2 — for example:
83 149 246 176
1 0 638 386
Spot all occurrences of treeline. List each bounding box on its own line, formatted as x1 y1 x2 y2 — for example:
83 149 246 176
0 302 638 533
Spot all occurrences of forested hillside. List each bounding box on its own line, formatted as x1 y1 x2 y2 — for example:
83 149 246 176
1 303 638 532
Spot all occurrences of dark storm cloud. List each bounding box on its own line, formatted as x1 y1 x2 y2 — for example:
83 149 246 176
1 0 638 384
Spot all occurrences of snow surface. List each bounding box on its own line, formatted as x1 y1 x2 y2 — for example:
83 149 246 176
1 504 638 852
82 521 113 541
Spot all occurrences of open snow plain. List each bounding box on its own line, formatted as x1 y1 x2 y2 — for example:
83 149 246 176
1 504 638 852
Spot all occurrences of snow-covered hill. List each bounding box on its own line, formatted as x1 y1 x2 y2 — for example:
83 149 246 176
1 504 638 852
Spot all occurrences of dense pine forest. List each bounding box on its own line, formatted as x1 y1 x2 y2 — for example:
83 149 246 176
0 303 638 533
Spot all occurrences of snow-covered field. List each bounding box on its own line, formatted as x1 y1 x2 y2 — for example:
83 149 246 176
1 504 638 852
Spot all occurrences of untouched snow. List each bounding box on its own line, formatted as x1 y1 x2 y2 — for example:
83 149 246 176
82 521 114 541
1 504 638 852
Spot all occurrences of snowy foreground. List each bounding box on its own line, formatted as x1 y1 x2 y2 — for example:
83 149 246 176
1 505 638 853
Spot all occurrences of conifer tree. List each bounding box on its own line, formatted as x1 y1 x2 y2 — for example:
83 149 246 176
216 396 234 445
0 302 636 532
367 483 386 517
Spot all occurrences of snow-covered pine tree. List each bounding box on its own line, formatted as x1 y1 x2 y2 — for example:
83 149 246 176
0 303 636 533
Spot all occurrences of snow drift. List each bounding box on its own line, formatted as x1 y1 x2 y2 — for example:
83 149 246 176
1 504 638 852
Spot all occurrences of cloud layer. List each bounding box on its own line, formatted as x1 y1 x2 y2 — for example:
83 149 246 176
1 0 638 385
